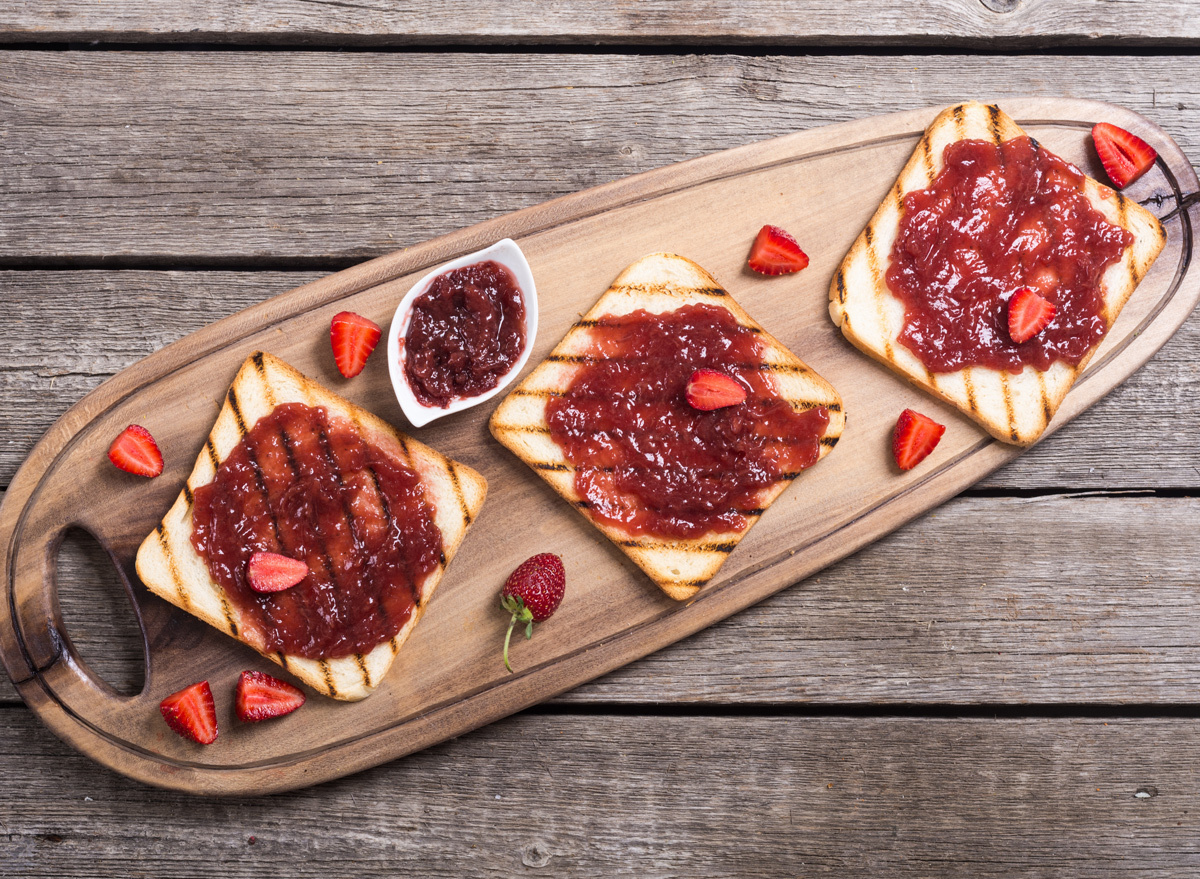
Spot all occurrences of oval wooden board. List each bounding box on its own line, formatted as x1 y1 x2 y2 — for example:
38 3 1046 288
2 98 1197 795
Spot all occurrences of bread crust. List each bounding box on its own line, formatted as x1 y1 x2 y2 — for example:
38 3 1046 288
489 252 845 601
829 102 1167 446
134 352 487 701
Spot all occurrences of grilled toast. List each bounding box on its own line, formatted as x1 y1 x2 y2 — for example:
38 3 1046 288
829 101 1167 445
135 351 487 701
489 252 845 601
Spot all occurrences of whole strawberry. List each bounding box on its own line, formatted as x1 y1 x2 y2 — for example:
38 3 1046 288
500 553 565 672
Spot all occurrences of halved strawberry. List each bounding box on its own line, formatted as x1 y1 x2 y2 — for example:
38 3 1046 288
235 670 306 722
747 225 810 275
685 369 748 410
330 310 381 378
892 409 946 471
1092 122 1157 189
159 680 218 744
247 551 309 593
1008 286 1056 344
107 424 164 478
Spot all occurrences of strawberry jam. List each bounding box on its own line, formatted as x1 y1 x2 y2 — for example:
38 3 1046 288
545 303 829 540
404 260 527 408
191 402 443 659
887 136 1133 373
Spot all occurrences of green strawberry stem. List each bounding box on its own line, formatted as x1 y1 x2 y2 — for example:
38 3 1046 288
501 594 536 673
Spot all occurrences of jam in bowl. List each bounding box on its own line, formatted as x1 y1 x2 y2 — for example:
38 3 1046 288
387 238 538 427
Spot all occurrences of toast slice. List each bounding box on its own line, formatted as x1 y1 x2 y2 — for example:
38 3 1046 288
135 351 487 701
829 101 1167 445
489 252 845 601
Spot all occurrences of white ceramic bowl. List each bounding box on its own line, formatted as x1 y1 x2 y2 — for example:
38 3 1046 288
387 238 538 428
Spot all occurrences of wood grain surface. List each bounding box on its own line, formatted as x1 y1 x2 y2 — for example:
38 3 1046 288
3 1 1199 47
4 98 1193 793
2 53 1197 263
4 709 1199 878
4 17 1200 873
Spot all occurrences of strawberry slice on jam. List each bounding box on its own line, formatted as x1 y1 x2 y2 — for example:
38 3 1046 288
330 310 382 378
747 225 810 275
892 409 946 471
159 680 218 745
1092 122 1157 189
1008 287 1057 344
108 424 164 478
235 670 306 722
685 369 748 410
247 551 309 593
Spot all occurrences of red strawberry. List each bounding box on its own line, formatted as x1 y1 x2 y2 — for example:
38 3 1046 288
1008 286 1056 343
685 368 748 410
108 424 164 478
892 409 946 471
1092 122 1157 189
159 680 218 745
330 310 381 378
500 553 565 672
747 224 810 275
235 670 306 722
247 551 309 593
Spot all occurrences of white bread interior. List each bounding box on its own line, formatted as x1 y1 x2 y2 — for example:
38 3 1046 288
135 351 487 701
489 252 845 601
829 101 1167 446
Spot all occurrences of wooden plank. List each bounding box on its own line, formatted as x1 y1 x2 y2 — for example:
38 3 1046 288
3 270 1199 490
1 53 1197 263
2 1 1199 46
3 709 1200 876
9 492 1200 708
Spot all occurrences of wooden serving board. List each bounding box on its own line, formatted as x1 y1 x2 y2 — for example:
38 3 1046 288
2 99 1197 795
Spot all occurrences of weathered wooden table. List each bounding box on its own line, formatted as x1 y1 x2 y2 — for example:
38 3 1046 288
3 4 1200 875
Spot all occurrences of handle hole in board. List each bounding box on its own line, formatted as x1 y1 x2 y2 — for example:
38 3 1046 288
55 527 147 696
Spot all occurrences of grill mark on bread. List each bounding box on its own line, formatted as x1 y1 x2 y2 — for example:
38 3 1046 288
920 133 935 180
999 372 1018 443
533 462 571 472
354 653 372 689
511 388 565 399
952 103 965 139
251 351 275 408
182 484 194 507
1036 371 1052 428
835 269 848 305
820 435 839 449
447 462 473 527
277 652 289 670
319 660 337 698
492 422 552 435
156 524 192 612
617 538 737 554
963 372 979 414
227 387 249 438
615 282 727 299
986 104 1002 144
205 438 220 473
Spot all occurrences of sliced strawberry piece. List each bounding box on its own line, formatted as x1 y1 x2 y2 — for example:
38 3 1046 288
1008 286 1056 343
330 310 381 378
235 670 306 722
247 551 309 593
107 424 164 478
1092 122 1157 189
747 224 810 275
685 369 748 410
892 409 946 471
159 680 218 744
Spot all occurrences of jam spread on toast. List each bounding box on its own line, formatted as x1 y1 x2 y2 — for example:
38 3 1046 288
546 303 828 540
887 135 1133 373
191 402 443 659
404 260 527 408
